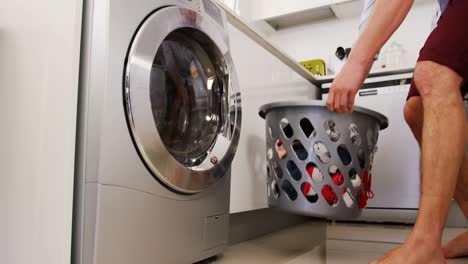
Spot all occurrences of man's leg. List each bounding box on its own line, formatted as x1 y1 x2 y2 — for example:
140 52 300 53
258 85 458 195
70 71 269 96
373 61 467 264
442 155 468 259
404 94 468 259
453 161 468 219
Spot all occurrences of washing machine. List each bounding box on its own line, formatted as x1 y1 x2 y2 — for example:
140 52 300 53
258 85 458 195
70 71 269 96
72 0 242 263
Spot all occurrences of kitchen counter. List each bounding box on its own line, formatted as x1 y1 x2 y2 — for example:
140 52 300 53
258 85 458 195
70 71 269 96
199 222 468 264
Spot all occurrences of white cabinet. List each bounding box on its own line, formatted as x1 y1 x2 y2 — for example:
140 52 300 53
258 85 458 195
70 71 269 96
249 0 332 21
0 1 82 264
322 73 421 223
244 0 359 29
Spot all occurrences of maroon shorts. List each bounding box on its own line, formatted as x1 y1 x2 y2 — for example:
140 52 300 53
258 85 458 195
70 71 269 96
407 0 468 99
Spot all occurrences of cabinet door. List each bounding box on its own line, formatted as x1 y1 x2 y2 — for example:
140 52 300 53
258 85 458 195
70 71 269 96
355 85 420 208
324 85 421 209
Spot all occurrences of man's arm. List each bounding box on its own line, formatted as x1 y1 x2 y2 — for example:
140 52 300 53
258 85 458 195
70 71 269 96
326 0 414 112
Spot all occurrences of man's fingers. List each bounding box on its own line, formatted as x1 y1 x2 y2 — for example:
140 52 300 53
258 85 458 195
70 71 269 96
327 90 335 111
328 85 357 113
339 91 349 113
334 91 342 113
348 91 356 112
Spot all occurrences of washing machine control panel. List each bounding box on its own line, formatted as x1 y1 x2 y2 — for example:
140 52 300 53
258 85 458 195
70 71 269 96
186 0 202 11
186 0 225 28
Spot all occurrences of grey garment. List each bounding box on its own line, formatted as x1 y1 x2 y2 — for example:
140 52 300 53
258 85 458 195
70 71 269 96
358 0 449 60
439 0 449 13
433 0 449 28
360 0 449 33
358 0 378 60
358 0 376 35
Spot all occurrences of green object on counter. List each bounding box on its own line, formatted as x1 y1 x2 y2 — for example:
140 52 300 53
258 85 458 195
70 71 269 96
300 59 327 76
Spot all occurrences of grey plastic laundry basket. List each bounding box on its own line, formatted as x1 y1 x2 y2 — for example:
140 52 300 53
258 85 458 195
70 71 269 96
259 101 388 219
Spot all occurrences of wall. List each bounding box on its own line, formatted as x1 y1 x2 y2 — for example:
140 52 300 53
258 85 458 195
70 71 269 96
228 23 320 213
0 1 82 264
268 1 438 72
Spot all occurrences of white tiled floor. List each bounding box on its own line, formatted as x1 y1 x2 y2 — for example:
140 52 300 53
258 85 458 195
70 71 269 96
211 222 468 264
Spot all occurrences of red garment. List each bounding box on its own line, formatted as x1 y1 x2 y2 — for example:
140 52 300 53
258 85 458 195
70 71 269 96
276 139 283 147
363 171 375 199
331 171 344 186
357 189 368 209
306 164 323 183
322 185 338 206
302 182 314 195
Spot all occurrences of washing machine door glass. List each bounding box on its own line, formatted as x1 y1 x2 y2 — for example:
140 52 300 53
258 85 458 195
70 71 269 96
125 6 241 194
151 29 224 167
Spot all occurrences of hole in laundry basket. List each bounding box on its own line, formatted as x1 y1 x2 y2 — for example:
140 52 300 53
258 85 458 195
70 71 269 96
367 129 379 150
268 126 274 140
267 148 274 160
369 150 377 170
324 120 341 142
306 162 324 183
280 118 294 138
275 139 288 160
271 179 281 198
273 161 283 179
367 131 379 169
282 180 298 201
356 189 368 208
267 166 271 179
357 148 366 169
363 170 374 199
337 145 352 166
349 123 362 146
287 160 302 181
341 187 355 208
322 184 339 206
328 165 345 186
349 168 357 179
313 141 331 163
301 182 319 203
300 118 316 139
349 168 362 188
292 140 308 160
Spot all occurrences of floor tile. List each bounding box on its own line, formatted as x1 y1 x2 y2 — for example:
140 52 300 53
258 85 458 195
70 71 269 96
213 222 468 264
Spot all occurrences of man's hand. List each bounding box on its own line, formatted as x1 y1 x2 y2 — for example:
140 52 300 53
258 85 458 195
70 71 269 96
326 58 371 113
325 0 414 113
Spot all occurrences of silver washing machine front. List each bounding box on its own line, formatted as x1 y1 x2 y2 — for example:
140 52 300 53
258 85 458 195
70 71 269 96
124 5 241 194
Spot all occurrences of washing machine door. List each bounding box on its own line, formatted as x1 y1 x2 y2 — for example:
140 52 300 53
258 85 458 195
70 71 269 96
124 5 241 194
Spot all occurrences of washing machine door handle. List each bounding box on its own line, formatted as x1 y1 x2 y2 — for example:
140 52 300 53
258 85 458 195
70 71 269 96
210 73 229 131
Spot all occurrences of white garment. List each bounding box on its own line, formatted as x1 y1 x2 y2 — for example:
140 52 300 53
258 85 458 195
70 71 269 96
358 0 378 59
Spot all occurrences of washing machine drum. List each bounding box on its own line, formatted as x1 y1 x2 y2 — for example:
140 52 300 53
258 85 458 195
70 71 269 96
124 5 241 194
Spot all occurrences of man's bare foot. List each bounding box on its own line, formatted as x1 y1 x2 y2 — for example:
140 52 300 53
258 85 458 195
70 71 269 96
442 231 468 259
370 240 445 264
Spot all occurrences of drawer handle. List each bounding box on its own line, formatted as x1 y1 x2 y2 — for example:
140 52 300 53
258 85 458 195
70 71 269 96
359 90 378 97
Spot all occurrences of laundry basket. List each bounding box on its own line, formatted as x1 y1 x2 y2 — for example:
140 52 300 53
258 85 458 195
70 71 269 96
259 101 388 219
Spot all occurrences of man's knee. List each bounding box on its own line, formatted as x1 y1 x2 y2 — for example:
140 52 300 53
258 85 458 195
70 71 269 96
404 97 422 129
413 62 438 97
413 61 463 98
